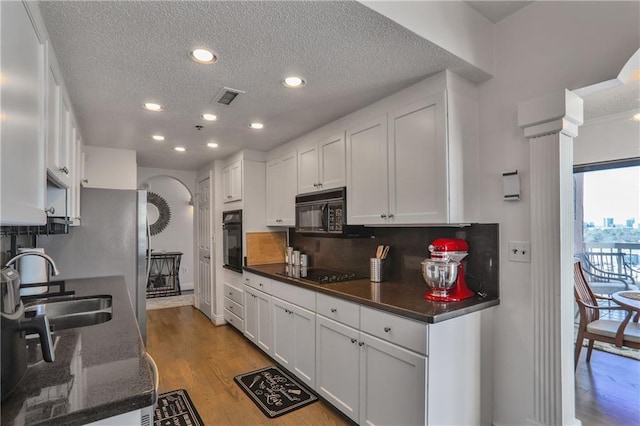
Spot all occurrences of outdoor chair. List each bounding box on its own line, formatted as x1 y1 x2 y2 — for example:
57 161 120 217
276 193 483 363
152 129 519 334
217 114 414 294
574 260 640 367
574 253 637 298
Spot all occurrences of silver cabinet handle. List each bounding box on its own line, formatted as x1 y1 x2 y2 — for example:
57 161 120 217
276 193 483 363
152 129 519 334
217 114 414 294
351 338 357 344
229 305 233 310
204 255 210 259
384 327 391 333
331 308 337 313
388 214 394 219
313 183 318 188
259 282 263 287
82 179 88 184
228 292 233 296
380 214 387 218
45 206 55 215
318 183 323 187
59 166 69 174
358 341 365 347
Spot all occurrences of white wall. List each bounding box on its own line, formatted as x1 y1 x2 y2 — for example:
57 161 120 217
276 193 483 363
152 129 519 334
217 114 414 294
85 146 137 190
476 2 640 424
574 110 640 165
138 168 196 291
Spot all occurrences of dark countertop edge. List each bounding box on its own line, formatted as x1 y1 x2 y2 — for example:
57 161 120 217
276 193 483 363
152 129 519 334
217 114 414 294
243 265 499 324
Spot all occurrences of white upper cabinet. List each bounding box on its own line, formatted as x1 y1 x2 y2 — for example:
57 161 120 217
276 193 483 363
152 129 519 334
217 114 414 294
387 93 447 224
266 151 297 226
0 1 47 225
346 116 389 225
346 74 478 226
297 132 345 194
45 48 61 180
222 160 242 203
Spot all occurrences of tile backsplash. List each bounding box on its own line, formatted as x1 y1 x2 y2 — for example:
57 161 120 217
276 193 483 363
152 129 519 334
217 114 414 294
290 224 499 296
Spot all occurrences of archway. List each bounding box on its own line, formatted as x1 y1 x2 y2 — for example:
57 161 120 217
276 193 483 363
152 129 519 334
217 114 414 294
141 175 195 300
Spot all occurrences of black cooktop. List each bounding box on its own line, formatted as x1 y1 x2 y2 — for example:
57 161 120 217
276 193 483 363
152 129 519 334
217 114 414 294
276 267 365 284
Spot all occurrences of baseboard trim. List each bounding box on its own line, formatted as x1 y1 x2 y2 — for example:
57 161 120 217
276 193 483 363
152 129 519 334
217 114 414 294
147 294 194 310
213 314 226 326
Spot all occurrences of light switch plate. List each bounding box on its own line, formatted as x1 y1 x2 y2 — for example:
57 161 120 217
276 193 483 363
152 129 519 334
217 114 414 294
508 241 531 263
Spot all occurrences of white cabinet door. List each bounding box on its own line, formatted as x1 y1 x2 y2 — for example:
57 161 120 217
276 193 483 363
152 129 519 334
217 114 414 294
57 93 72 188
46 51 61 179
272 297 316 388
297 144 319 194
388 93 447 224
244 286 258 343
316 315 360 423
266 152 297 226
318 132 345 190
272 298 295 369
256 289 272 355
359 333 426 426
291 302 316 388
346 116 388 225
0 1 47 225
223 160 242 203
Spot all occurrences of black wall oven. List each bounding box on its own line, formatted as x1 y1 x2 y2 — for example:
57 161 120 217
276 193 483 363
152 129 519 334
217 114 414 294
222 210 242 272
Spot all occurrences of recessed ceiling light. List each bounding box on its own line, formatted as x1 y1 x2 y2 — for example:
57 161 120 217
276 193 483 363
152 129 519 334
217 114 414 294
249 122 264 130
207 142 219 148
632 113 640 121
152 135 165 141
201 113 217 121
174 146 186 152
283 76 306 88
189 48 217 64
143 102 163 112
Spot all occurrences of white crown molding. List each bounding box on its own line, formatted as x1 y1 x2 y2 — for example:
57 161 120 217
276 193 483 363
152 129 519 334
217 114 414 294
518 90 584 138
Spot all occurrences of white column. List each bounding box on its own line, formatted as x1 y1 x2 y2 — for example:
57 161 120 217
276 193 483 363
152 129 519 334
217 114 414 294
517 90 583 426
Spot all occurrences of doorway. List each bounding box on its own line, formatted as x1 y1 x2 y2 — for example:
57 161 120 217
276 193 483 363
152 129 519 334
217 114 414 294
196 176 213 319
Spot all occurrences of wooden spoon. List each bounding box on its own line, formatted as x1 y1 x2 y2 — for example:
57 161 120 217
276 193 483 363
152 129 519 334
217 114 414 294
376 245 384 259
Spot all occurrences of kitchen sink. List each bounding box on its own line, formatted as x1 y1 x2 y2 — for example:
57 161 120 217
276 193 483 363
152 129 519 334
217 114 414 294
24 295 113 331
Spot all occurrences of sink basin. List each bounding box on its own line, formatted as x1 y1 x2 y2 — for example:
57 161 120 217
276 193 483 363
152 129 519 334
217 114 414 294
24 295 113 331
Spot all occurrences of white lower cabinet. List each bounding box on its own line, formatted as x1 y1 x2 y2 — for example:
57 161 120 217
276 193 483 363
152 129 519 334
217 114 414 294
359 333 426 426
244 285 272 355
316 315 361 422
316 312 427 425
271 297 316 388
223 283 244 332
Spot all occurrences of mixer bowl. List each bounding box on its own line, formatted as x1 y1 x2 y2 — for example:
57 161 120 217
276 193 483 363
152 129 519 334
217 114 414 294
421 259 459 298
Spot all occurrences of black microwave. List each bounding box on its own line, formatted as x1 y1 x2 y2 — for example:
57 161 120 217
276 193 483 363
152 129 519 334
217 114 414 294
295 187 371 237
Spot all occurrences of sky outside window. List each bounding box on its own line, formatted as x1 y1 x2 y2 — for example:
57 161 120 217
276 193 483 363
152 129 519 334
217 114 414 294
583 166 640 226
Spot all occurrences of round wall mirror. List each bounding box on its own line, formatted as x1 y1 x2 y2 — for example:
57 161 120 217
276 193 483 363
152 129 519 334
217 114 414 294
147 192 171 235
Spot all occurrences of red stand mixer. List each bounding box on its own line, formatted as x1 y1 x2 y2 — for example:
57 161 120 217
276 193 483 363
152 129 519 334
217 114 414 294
421 238 475 302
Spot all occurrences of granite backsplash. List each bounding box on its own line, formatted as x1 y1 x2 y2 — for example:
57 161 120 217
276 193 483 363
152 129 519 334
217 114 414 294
289 224 499 297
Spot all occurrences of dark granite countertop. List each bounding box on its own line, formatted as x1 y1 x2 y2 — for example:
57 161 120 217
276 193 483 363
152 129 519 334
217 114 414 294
1 276 154 425
244 263 499 324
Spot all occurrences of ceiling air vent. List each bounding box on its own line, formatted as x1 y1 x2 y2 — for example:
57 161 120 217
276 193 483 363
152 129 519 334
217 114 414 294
213 87 245 106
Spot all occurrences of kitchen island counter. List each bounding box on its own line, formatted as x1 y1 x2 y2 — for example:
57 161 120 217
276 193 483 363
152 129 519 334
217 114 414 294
1 276 154 426
244 263 499 323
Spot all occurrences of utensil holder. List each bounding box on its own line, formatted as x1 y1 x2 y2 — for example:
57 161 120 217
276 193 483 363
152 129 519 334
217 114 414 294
370 258 389 283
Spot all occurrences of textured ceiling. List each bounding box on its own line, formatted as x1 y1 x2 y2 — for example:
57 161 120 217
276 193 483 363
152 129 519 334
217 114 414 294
582 78 640 121
38 1 482 171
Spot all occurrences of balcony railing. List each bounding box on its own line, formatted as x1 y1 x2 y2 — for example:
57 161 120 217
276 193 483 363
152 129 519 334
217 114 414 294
582 242 640 282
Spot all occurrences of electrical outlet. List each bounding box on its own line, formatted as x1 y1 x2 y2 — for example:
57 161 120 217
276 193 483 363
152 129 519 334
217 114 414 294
508 241 531 263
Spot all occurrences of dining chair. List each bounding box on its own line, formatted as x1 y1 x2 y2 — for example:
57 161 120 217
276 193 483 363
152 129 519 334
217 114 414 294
574 253 637 299
573 260 640 367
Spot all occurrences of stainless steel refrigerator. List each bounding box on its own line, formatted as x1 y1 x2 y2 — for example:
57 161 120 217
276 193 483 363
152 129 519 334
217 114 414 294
39 188 149 341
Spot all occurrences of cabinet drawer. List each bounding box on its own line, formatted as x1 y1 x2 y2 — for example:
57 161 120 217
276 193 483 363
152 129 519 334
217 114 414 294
360 306 428 355
224 308 244 332
271 279 316 311
224 283 243 305
244 272 272 294
317 293 360 329
224 296 244 319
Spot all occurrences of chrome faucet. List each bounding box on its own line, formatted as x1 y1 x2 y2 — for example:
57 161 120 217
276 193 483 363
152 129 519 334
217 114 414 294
4 252 62 277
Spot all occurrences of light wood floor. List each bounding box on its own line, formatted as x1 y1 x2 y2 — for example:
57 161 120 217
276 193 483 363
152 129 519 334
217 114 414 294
146 306 352 426
575 349 640 425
